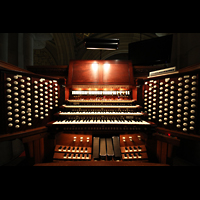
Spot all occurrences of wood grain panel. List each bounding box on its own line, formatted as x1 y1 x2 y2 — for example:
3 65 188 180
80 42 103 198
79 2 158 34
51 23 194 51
103 63 130 83
72 63 99 83
68 60 134 85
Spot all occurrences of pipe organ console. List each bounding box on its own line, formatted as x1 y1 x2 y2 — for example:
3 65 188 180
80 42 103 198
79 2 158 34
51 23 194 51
1 59 200 166
48 60 154 165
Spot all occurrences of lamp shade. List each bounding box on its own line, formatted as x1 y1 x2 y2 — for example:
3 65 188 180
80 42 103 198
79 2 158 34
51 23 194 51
84 38 119 50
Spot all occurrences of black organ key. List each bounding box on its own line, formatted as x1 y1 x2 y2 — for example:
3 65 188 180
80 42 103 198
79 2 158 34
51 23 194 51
100 138 106 160
112 136 121 160
93 137 100 160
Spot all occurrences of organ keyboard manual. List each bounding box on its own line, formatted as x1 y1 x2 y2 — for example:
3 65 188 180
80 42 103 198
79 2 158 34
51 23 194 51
1 59 200 166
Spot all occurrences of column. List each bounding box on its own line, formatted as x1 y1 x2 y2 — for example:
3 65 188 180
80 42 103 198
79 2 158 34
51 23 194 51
23 33 34 68
0 33 8 62
18 33 24 69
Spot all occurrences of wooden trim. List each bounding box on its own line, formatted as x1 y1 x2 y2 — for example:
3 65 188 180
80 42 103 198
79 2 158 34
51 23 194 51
34 161 169 166
153 133 180 146
156 127 200 142
0 126 48 142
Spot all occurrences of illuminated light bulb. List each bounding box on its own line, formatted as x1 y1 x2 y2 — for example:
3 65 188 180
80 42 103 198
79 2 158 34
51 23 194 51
92 63 98 71
103 63 110 71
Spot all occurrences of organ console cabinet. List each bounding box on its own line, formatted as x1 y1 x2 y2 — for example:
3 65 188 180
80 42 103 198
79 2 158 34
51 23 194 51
1 59 200 166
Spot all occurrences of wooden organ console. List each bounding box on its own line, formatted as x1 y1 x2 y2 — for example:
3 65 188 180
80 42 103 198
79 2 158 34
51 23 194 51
1 59 200 166
47 60 154 165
